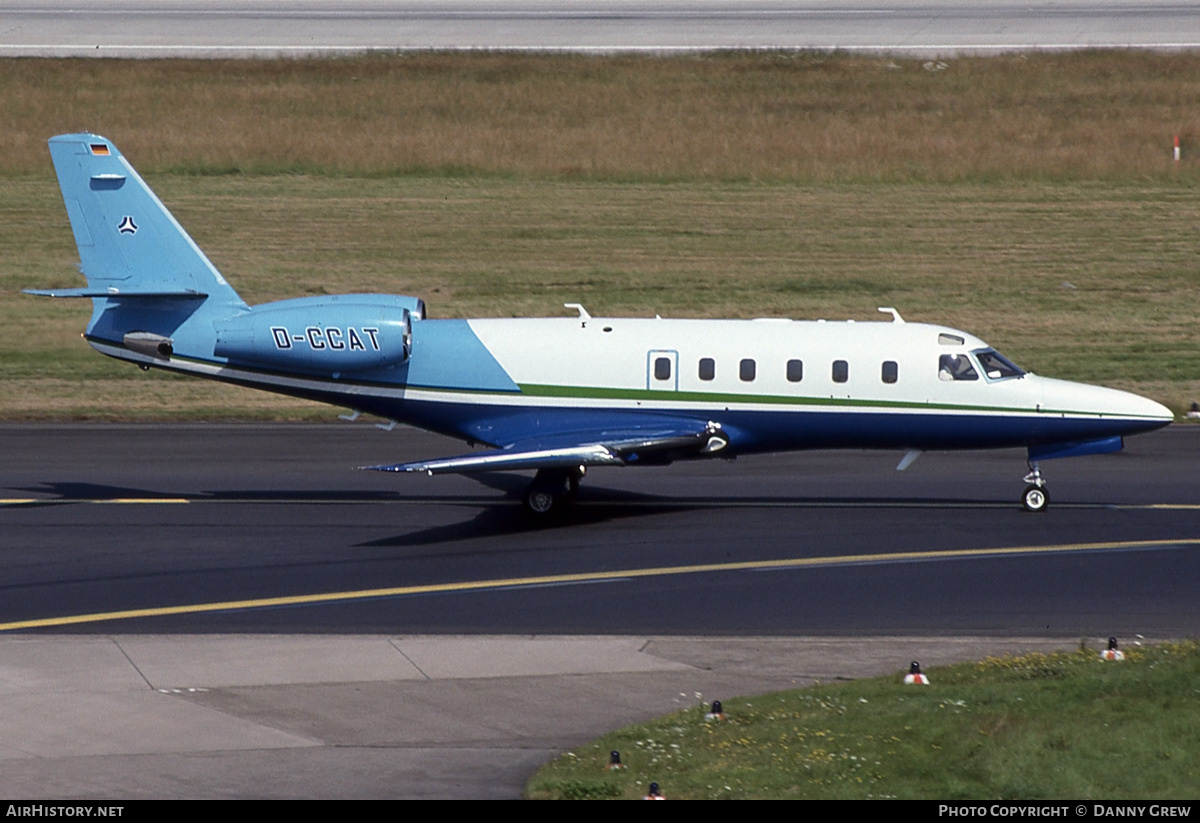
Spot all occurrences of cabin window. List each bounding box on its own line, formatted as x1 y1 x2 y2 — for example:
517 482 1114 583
881 361 898 384
938 333 965 346
974 349 1025 380
786 359 803 382
654 357 672 381
832 360 848 383
698 358 715 381
938 354 978 381
740 358 756 382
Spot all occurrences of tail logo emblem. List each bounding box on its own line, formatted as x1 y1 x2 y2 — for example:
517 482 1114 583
117 216 138 235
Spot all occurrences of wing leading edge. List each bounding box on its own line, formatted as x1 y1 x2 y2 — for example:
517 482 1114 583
365 420 729 475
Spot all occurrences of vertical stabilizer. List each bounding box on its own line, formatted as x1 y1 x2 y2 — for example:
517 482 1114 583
46 133 246 309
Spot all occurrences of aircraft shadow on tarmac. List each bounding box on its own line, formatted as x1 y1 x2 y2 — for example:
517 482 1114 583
13 479 1015 549
13 481 406 505
355 475 1013 546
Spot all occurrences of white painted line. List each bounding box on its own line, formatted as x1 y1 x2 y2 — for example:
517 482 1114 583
4 43 1200 55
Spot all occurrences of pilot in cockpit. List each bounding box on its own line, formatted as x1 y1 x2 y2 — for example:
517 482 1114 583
939 353 978 381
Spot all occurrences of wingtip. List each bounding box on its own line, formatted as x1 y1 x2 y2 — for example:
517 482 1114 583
360 463 423 474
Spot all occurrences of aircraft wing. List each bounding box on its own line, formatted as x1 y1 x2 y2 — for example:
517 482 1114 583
364 420 729 475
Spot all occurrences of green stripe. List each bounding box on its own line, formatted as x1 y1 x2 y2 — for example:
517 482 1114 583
519 382 1055 416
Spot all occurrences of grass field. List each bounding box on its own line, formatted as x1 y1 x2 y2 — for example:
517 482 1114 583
2 52 1198 419
525 641 1200 800
5 52 1200 181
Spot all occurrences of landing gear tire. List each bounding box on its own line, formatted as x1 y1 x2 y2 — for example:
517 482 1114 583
1021 484 1049 513
523 467 583 516
524 487 558 515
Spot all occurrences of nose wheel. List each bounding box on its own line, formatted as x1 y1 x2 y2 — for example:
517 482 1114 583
1021 484 1049 512
1021 462 1048 512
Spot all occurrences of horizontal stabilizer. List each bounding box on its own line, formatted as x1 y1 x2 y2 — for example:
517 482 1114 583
24 287 208 299
365 420 729 475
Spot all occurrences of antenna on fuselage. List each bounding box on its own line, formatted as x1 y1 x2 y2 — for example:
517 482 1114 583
564 303 591 328
878 307 904 323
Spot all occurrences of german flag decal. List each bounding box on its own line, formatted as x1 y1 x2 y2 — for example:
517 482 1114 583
89 143 110 156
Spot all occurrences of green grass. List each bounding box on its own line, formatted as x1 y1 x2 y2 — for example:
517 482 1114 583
3 51 1199 419
525 641 1200 799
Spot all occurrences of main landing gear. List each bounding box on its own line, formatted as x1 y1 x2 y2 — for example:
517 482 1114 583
1021 461 1049 513
522 466 584 515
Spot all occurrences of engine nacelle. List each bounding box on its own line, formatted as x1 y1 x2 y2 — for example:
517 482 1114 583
213 294 422 374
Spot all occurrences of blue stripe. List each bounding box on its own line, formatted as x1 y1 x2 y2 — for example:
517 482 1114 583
347 398 1168 455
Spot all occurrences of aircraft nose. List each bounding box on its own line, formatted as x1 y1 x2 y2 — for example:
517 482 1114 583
1036 376 1173 429
1138 395 1174 421
1083 383 1173 428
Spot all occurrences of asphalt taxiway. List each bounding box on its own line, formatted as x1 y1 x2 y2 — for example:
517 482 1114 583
3 0 1199 57
0 423 1195 797
2 424 1197 636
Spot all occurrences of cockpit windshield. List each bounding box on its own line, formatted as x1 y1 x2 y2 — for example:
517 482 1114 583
974 348 1025 380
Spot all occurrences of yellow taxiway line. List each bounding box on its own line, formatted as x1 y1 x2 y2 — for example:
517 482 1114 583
1 537 1197 632
0 498 190 505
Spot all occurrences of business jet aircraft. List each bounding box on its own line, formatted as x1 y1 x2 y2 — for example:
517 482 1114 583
29 134 1173 514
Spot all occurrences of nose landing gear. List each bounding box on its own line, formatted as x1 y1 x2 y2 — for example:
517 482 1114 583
1021 462 1048 512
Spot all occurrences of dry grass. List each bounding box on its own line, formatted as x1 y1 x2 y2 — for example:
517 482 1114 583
0 378 319 421
3 52 1200 181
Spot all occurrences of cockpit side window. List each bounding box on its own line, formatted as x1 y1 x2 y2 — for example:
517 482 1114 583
974 349 1025 380
938 353 978 381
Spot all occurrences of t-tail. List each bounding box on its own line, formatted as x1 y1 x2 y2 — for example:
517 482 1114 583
28 133 423 382
28 133 248 360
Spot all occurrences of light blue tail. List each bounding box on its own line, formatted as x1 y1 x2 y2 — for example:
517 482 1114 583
28 134 252 361
38 133 246 309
